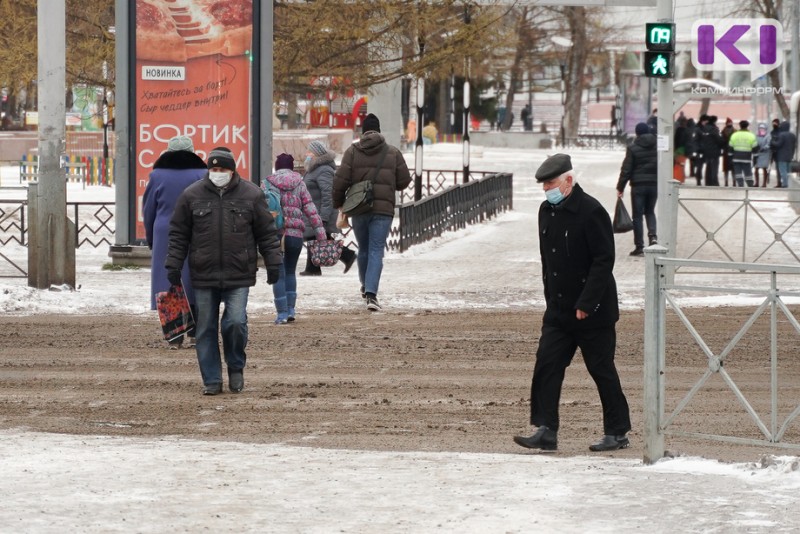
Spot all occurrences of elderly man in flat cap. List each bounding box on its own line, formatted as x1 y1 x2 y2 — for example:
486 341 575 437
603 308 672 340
514 153 631 452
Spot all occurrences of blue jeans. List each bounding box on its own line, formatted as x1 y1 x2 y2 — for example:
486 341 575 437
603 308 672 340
194 287 249 386
777 161 790 188
350 213 393 296
631 185 657 249
271 235 303 301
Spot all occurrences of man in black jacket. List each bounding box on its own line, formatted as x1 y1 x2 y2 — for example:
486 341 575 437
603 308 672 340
770 121 798 188
166 147 283 395
617 122 658 256
513 153 631 452
700 115 724 186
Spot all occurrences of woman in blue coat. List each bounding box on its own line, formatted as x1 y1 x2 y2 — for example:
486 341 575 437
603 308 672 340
142 135 207 347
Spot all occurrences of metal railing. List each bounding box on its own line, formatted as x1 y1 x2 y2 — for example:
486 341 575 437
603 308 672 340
394 173 513 252
0 200 115 277
673 184 800 268
643 247 800 463
1 170 513 274
399 170 499 204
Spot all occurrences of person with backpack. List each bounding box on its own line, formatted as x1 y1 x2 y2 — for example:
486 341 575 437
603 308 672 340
299 140 356 276
264 153 327 324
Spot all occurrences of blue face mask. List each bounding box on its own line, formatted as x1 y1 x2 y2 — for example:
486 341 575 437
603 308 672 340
304 156 312 166
545 187 565 205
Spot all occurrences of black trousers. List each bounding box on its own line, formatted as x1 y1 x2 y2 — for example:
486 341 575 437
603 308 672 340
704 156 720 186
529 323 631 435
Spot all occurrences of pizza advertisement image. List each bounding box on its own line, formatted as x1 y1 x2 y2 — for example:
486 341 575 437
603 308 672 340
134 0 254 241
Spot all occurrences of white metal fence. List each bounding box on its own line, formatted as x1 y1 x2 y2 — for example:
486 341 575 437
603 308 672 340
643 248 800 464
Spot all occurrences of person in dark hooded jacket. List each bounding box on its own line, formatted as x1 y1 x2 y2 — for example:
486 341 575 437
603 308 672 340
332 113 412 311
700 115 723 186
616 122 658 256
143 135 206 348
770 121 797 188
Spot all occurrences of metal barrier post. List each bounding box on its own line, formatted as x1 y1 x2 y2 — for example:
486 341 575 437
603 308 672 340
643 244 667 464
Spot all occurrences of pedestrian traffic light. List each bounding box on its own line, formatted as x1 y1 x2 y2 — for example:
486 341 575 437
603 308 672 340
645 23 675 52
644 51 675 78
644 22 675 78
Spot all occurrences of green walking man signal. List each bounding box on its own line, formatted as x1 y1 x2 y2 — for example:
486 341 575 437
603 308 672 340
644 22 675 78
644 52 675 78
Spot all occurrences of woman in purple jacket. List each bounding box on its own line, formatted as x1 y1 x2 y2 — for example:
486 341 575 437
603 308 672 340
142 135 207 348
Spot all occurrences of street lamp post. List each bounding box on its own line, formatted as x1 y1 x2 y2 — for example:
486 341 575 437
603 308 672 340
559 62 566 148
462 4 471 184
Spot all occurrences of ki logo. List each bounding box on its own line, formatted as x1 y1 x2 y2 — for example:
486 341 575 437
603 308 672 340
691 19 783 81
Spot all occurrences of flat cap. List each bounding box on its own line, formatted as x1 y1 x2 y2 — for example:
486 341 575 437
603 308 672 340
535 153 572 182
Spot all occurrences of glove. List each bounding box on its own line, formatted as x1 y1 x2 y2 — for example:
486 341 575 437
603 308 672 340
266 266 280 285
167 269 182 286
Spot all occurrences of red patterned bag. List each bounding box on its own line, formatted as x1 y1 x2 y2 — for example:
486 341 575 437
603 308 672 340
156 285 195 342
308 238 343 267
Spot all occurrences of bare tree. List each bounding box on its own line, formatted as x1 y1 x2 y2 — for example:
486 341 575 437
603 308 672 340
0 0 115 120
562 6 589 138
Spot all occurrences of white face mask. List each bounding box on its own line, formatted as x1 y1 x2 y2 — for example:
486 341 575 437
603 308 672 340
209 171 232 187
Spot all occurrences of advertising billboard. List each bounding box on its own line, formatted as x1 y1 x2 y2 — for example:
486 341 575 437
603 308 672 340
133 0 254 241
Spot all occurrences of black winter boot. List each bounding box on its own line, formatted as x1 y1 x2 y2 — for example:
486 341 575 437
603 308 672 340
340 246 356 274
299 250 321 276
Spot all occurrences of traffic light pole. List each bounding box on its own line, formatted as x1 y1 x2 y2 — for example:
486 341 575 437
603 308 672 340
643 0 674 465
655 0 675 260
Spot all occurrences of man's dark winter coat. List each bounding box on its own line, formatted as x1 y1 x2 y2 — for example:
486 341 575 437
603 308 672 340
700 123 724 158
770 121 797 163
538 183 619 330
616 133 657 191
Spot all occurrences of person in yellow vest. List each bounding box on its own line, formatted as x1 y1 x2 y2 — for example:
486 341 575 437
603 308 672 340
728 120 758 187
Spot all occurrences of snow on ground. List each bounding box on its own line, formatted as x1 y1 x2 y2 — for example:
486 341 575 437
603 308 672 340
2 146 800 532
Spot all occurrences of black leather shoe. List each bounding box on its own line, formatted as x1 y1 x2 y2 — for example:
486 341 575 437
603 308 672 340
513 426 557 451
589 434 629 451
629 247 644 257
229 370 244 393
203 383 222 396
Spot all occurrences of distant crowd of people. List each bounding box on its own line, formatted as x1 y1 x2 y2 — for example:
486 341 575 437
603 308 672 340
674 113 797 189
